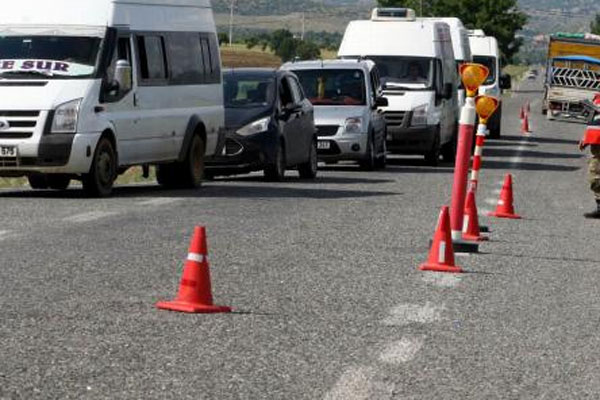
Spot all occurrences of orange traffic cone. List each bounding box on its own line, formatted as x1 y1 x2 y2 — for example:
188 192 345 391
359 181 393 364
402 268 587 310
521 114 530 134
156 226 232 314
419 206 463 273
462 190 488 242
488 174 522 219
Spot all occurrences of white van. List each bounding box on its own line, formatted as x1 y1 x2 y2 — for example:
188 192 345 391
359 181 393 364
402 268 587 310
0 0 224 196
424 18 472 109
468 29 511 138
339 8 459 165
280 59 388 169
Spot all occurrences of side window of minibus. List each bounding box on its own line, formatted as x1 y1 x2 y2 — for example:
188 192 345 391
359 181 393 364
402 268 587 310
104 36 133 103
435 59 444 105
136 35 168 84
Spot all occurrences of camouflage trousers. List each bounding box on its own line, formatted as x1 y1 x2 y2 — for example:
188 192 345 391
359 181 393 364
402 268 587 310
590 146 600 200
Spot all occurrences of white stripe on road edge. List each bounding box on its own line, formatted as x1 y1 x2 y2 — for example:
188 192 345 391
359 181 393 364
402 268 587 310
138 198 183 207
324 367 391 400
421 272 462 288
378 336 425 365
382 302 445 326
187 252 206 263
67 211 118 223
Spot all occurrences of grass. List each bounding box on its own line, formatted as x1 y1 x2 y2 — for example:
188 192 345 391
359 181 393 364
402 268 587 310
503 65 530 82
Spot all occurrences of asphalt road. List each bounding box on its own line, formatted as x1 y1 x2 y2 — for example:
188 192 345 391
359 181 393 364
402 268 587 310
2 75 599 399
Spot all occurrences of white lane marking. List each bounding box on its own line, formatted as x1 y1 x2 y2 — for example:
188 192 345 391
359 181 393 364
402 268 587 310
67 211 118 223
0 230 10 240
479 208 493 215
383 302 445 326
137 197 183 207
324 367 392 400
484 198 499 206
421 272 463 288
492 188 502 195
378 336 425 365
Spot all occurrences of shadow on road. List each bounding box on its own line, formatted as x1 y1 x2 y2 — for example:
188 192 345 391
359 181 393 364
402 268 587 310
495 135 579 146
0 183 402 200
218 174 395 185
481 251 600 265
483 148 583 160
481 159 580 172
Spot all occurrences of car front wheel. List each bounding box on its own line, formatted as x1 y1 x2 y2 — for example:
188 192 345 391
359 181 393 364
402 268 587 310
298 138 318 179
82 137 116 197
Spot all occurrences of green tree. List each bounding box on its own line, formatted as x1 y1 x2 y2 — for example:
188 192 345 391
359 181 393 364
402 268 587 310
218 32 229 46
376 0 528 63
592 13 600 35
296 40 321 60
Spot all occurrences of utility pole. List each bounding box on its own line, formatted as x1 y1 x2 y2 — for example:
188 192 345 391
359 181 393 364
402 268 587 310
228 0 236 47
301 12 305 41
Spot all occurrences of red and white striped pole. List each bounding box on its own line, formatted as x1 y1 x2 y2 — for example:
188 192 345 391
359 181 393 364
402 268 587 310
450 96 477 243
468 124 487 193
448 64 489 251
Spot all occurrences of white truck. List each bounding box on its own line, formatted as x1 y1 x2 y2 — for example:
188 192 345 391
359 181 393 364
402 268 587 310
0 0 224 196
468 30 511 138
339 8 459 165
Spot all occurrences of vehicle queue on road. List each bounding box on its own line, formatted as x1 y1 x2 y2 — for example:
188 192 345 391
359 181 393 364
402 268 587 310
0 2 509 196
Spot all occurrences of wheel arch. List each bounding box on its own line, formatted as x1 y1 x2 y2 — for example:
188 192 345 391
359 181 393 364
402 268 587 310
178 115 207 162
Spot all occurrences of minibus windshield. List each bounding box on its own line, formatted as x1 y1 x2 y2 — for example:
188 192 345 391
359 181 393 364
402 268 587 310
472 56 496 85
366 56 434 90
224 74 276 108
293 69 366 106
0 36 101 79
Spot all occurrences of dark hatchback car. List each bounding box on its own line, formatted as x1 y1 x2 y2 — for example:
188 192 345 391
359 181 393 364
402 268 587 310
206 68 317 181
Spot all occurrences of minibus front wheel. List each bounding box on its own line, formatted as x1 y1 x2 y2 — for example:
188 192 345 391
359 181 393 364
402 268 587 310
82 137 117 197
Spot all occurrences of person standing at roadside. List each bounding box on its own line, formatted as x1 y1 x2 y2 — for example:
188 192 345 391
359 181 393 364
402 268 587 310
580 94 600 219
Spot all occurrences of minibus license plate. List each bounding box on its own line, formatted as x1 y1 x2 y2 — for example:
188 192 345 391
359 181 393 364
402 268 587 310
0 146 17 158
317 141 330 150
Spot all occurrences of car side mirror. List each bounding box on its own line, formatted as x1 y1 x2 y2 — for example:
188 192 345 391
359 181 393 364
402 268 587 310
375 96 388 108
500 74 512 90
114 59 132 94
442 83 453 100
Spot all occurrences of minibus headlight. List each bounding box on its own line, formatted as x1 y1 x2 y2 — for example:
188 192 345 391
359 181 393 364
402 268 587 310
344 117 363 134
51 99 82 134
411 104 428 126
236 116 271 136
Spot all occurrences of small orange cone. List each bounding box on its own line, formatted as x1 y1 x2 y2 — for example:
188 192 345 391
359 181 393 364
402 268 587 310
488 174 522 219
156 226 232 314
521 114 530 134
419 206 463 273
462 190 488 242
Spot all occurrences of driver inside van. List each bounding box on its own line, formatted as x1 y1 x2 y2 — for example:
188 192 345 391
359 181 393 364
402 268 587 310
405 62 425 82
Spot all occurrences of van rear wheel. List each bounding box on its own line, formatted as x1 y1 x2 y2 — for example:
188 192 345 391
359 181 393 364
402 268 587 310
82 137 116 197
28 173 48 190
157 134 205 189
47 175 71 190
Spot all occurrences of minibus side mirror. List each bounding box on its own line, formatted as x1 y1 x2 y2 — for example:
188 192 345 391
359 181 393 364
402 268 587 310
500 74 512 90
114 59 132 94
375 96 388 108
442 83 453 100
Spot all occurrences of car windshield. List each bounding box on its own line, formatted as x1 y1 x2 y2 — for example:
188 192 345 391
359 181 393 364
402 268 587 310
0 35 102 79
366 56 434 90
224 73 276 108
473 56 496 85
293 69 366 106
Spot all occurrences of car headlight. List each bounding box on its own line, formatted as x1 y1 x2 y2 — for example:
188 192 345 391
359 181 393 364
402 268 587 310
236 116 271 136
344 117 363 134
411 104 428 126
51 99 82 134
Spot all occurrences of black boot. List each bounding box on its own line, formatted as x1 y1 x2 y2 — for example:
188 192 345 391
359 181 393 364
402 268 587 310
584 200 600 219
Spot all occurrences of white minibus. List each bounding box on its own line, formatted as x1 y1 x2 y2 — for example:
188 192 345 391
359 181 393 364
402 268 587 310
468 29 511 138
0 0 224 196
339 8 459 165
